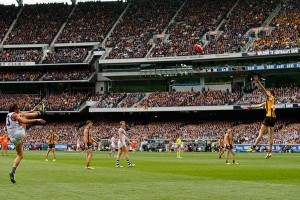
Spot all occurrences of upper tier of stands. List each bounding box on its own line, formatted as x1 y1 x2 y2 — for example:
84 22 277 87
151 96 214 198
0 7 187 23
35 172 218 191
204 0 281 54
0 0 298 60
6 3 71 44
57 1 125 43
251 0 300 51
105 0 183 59
149 0 235 57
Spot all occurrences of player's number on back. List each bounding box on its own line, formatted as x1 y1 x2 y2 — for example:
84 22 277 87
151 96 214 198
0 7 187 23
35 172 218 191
6 115 11 126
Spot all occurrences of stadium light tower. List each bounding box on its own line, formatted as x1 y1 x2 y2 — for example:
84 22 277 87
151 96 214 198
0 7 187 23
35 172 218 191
16 0 23 6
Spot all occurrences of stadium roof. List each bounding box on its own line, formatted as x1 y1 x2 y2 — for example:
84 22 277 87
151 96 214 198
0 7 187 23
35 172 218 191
0 0 122 5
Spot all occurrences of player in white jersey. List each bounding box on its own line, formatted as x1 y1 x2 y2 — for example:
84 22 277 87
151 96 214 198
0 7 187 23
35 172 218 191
115 121 135 168
6 103 46 183
76 137 82 153
109 133 117 157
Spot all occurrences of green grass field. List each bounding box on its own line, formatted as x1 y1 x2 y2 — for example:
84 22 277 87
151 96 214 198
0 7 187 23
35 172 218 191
0 151 299 200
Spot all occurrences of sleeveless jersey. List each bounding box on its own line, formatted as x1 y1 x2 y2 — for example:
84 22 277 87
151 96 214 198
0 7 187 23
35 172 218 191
265 96 276 117
6 112 24 137
118 128 126 144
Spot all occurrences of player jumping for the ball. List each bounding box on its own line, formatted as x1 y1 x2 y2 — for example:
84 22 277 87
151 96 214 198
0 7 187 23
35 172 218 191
247 76 276 159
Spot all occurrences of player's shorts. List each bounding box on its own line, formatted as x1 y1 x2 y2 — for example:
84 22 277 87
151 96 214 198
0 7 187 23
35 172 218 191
2 144 8 149
86 142 93 149
219 145 225 150
118 140 125 148
263 117 276 127
8 129 26 146
226 145 233 150
111 143 116 148
48 144 55 149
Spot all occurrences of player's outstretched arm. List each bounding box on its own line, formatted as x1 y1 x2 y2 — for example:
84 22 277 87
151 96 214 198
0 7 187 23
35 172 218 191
14 114 45 125
247 102 265 109
253 76 270 97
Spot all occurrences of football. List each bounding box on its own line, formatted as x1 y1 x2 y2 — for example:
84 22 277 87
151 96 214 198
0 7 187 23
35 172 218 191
194 44 203 53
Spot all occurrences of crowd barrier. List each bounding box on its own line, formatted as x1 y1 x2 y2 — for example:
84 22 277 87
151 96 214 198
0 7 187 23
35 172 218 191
1 142 299 153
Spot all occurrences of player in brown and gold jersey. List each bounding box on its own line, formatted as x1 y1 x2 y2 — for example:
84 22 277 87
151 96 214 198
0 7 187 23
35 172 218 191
224 129 238 165
84 120 98 169
45 130 59 161
218 135 225 159
247 76 276 159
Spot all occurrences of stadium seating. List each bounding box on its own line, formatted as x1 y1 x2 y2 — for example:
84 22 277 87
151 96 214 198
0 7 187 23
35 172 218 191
6 3 71 44
149 0 235 57
105 0 182 59
251 0 300 51
57 1 124 43
204 0 281 54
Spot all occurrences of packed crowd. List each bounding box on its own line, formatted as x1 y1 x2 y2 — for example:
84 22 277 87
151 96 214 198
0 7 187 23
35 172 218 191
0 5 18 43
0 0 297 59
105 0 183 59
138 90 241 107
204 0 280 54
57 1 124 43
0 70 43 81
6 3 71 44
1 120 298 151
91 90 240 108
0 49 43 63
237 86 300 105
0 69 92 81
149 0 235 57
42 92 90 111
42 47 89 63
251 0 300 51
0 94 41 111
42 69 91 81
0 92 90 111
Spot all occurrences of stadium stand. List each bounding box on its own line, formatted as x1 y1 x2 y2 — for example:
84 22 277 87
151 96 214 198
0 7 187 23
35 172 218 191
0 5 19 43
42 92 89 111
0 94 41 111
0 69 43 81
237 86 300 105
251 0 300 51
204 0 281 54
42 69 91 81
57 1 125 43
105 0 183 59
5 3 71 44
149 0 235 57
0 48 43 63
42 47 89 63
